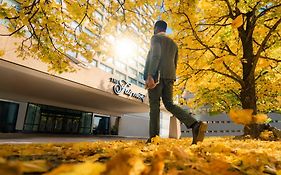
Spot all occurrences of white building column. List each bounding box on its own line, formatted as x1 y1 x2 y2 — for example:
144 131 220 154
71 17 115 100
159 111 171 138
169 116 181 139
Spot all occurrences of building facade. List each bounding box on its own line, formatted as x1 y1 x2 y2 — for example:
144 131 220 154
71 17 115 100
0 0 172 138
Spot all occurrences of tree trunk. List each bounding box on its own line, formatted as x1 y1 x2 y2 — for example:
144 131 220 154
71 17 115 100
240 75 263 138
239 22 265 138
236 12 281 140
240 76 257 114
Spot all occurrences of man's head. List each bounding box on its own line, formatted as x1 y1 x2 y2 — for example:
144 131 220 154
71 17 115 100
154 20 167 34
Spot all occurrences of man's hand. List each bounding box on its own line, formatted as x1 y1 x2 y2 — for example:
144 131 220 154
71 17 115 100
145 75 157 89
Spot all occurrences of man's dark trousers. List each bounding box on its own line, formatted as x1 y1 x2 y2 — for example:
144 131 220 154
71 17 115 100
148 78 198 137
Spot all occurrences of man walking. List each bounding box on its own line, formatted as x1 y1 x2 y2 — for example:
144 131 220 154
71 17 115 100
144 20 207 144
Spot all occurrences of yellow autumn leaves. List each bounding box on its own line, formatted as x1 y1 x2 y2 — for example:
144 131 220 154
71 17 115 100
0 50 4 57
1 137 281 175
0 0 157 73
228 109 269 125
231 15 243 29
168 0 281 114
46 162 105 175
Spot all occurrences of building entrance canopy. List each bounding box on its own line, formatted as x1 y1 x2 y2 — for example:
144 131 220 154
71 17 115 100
0 59 149 115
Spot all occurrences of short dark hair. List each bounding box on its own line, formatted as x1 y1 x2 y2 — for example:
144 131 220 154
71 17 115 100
154 20 167 31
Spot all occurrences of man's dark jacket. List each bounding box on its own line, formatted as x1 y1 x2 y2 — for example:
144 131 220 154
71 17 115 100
143 32 178 81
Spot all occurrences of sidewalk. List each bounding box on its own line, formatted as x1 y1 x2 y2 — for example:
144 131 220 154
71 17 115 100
0 133 146 144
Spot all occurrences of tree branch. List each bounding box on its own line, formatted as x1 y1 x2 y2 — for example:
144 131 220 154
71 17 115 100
40 7 70 60
224 43 236 56
222 61 243 83
251 18 281 75
0 1 40 37
229 89 241 101
260 56 281 63
198 23 231 27
0 25 25 36
223 0 234 19
255 70 268 81
195 68 243 86
256 3 281 19
178 12 219 58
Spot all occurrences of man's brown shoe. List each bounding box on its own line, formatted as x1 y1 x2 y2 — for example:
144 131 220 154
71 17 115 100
192 121 207 145
146 137 152 144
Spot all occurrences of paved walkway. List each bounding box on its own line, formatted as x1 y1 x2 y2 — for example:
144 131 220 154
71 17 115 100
0 133 146 144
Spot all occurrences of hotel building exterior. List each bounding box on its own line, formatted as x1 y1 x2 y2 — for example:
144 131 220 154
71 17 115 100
5 0 279 138
0 0 172 138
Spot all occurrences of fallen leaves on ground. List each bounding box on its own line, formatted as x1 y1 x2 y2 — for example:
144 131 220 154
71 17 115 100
0 137 281 175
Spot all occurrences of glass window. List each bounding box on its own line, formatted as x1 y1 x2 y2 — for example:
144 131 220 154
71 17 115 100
77 54 88 63
141 18 147 25
128 77 137 85
79 112 92 134
66 50 79 63
24 103 40 131
1 0 20 10
84 27 95 37
63 31 75 41
105 57 113 64
139 47 147 55
94 10 103 21
139 63 145 72
138 72 144 80
0 19 9 27
115 71 126 80
128 59 137 67
116 25 123 34
99 63 113 74
93 24 102 34
0 101 19 132
70 21 81 31
24 103 93 134
128 67 137 78
115 60 126 71
131 23 138 32
138 82 145 88
92 115 110 134
138 56 146 64
148 5 154 13
85 44 92 51
66 50 76 58
104 0 110 5
91 59 97 67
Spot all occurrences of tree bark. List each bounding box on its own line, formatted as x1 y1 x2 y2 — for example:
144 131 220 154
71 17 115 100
240 76 257 114
238 15 264 138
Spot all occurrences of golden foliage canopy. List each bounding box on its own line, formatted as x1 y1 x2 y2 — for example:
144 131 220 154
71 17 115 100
162 0 281 113
1 0 280 113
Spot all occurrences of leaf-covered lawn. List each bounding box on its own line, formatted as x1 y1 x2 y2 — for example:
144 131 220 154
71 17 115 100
0 137 281 175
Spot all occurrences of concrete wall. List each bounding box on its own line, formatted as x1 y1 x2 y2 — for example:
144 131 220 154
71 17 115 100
118 113 150 137
181 113 281 137
118 111 171 138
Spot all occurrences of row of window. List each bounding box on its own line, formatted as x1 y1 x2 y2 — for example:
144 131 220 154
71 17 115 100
93 60 145 88
105 58 145 76
115 59 145 72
